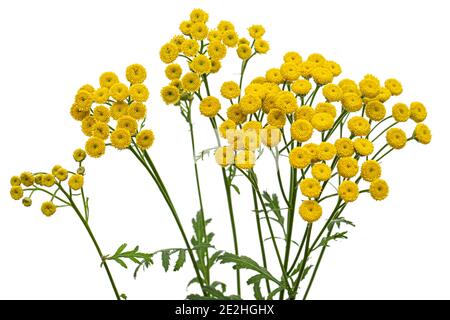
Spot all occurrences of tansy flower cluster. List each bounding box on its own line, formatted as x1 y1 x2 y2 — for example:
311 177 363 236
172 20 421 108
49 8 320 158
9 149 87 217
70 64 155 157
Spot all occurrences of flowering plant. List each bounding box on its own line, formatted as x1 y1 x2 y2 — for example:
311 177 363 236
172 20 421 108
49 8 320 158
9 8 431 300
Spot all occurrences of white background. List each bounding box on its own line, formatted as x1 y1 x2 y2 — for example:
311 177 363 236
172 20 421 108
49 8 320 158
0 0 449 300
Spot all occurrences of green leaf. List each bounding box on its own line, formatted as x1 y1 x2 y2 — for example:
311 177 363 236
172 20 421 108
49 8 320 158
211 281 227 293
120 293 127 300
328 217 355 231
114 258 127 269
247 274 265 300
187 277 200 289
114 243 127 256
231 184 240 194
218 253 281 286
173 250 186 272
262 191 284 226
161 250 171 272
267 286 284 300
208 250 223 269
315 231 348 250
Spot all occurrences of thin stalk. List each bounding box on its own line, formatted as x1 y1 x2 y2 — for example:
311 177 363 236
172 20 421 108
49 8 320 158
290 223 312 299
252 187 271 294
287 224 309 275
58 184 120 300
371 121 399 143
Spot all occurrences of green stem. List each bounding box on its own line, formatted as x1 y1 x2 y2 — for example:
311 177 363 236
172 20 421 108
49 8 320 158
367 115 393 139
58 184 120 300
371 121 399 143
287 224 309 275
252 187 271 294
290 223 312 299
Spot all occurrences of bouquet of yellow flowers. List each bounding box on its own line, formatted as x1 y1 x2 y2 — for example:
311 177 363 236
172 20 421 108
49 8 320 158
9 8 431 300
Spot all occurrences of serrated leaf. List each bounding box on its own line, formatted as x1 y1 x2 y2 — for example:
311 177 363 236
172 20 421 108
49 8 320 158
316 231 348 250
173 250 186 272
267 286 283 300
187 277 200 289
262 191 284 226
161 250 171 272
218 253 281 286
211 281 227 293
328 217 355 231
208 251 223 268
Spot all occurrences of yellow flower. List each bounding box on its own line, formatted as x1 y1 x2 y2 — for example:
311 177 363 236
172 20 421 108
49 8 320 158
179 20 193 35
410 102 427 123
165 64 182 80
311 112 334 131
191 22 208 40
376 87 392 102
254 39 269 54
335 138 354 157
262 94 277 113
299 200 322 223
238 37 250 46
182 72 201 92
392 103 410 122
337 157 359 178
248 24 265 39
237 44 252 60
311 67 333 85
210 59 221 73
267 109 286 128
385 79 402 96
99 72 119 88
75 90 93 112
290 80 311 97
235 150 255 169
323 60 342 76
354 138 374 156
68 174 84 190
73 149 86 162
284 52 302 65
298 61 315 79
126 64 147 84
318 142 336 160
365 100 386 121
214 146 234 167
291 119 313 142
128 102 147 120
70 103 89 121
219 120 237 138
322 84 343 102
303 143 320 162
359 77 380 98
295 105 315 121
10 186 23 200
413 123 431 144
370 179 389 200
136 129 155 150
51 165 61 176
227 129 244 150
288 147 311 169
242 129 261 151
208 41 227 60
129 84 149 102
92 122 110 140
240 95 261 114
171 35 186 49
275 91 297 113
85 137 106 158
386 128 407 149
190 54 211 74
341 93 363 112
161 85 180 105
78 84 95 93
22 197 32 207
20 172 34 187
93 87 110 104
208 30 222 42
261 125 282 147
300 178 322 198
160 43 179 63
93 105 111 123
181 39 199 56
199 96 221 117
109 83 129 101
307 53 326 66
81 116 96 136
54 167 68 181
348 116 371 136
218 20 235 33
220 81 240 99
111 101 129 120
243 121 263 132
222 30 239 47
312 163 332 181
41 201 56 217
280 62 300 82
338 181 359 202
42 174 55 187
266 68 283 84
117 115 138 135
315 102 337 118
227 104 246 124
361 160 381 182
190 8 208 22
10 176 21 186
111 128 131 150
